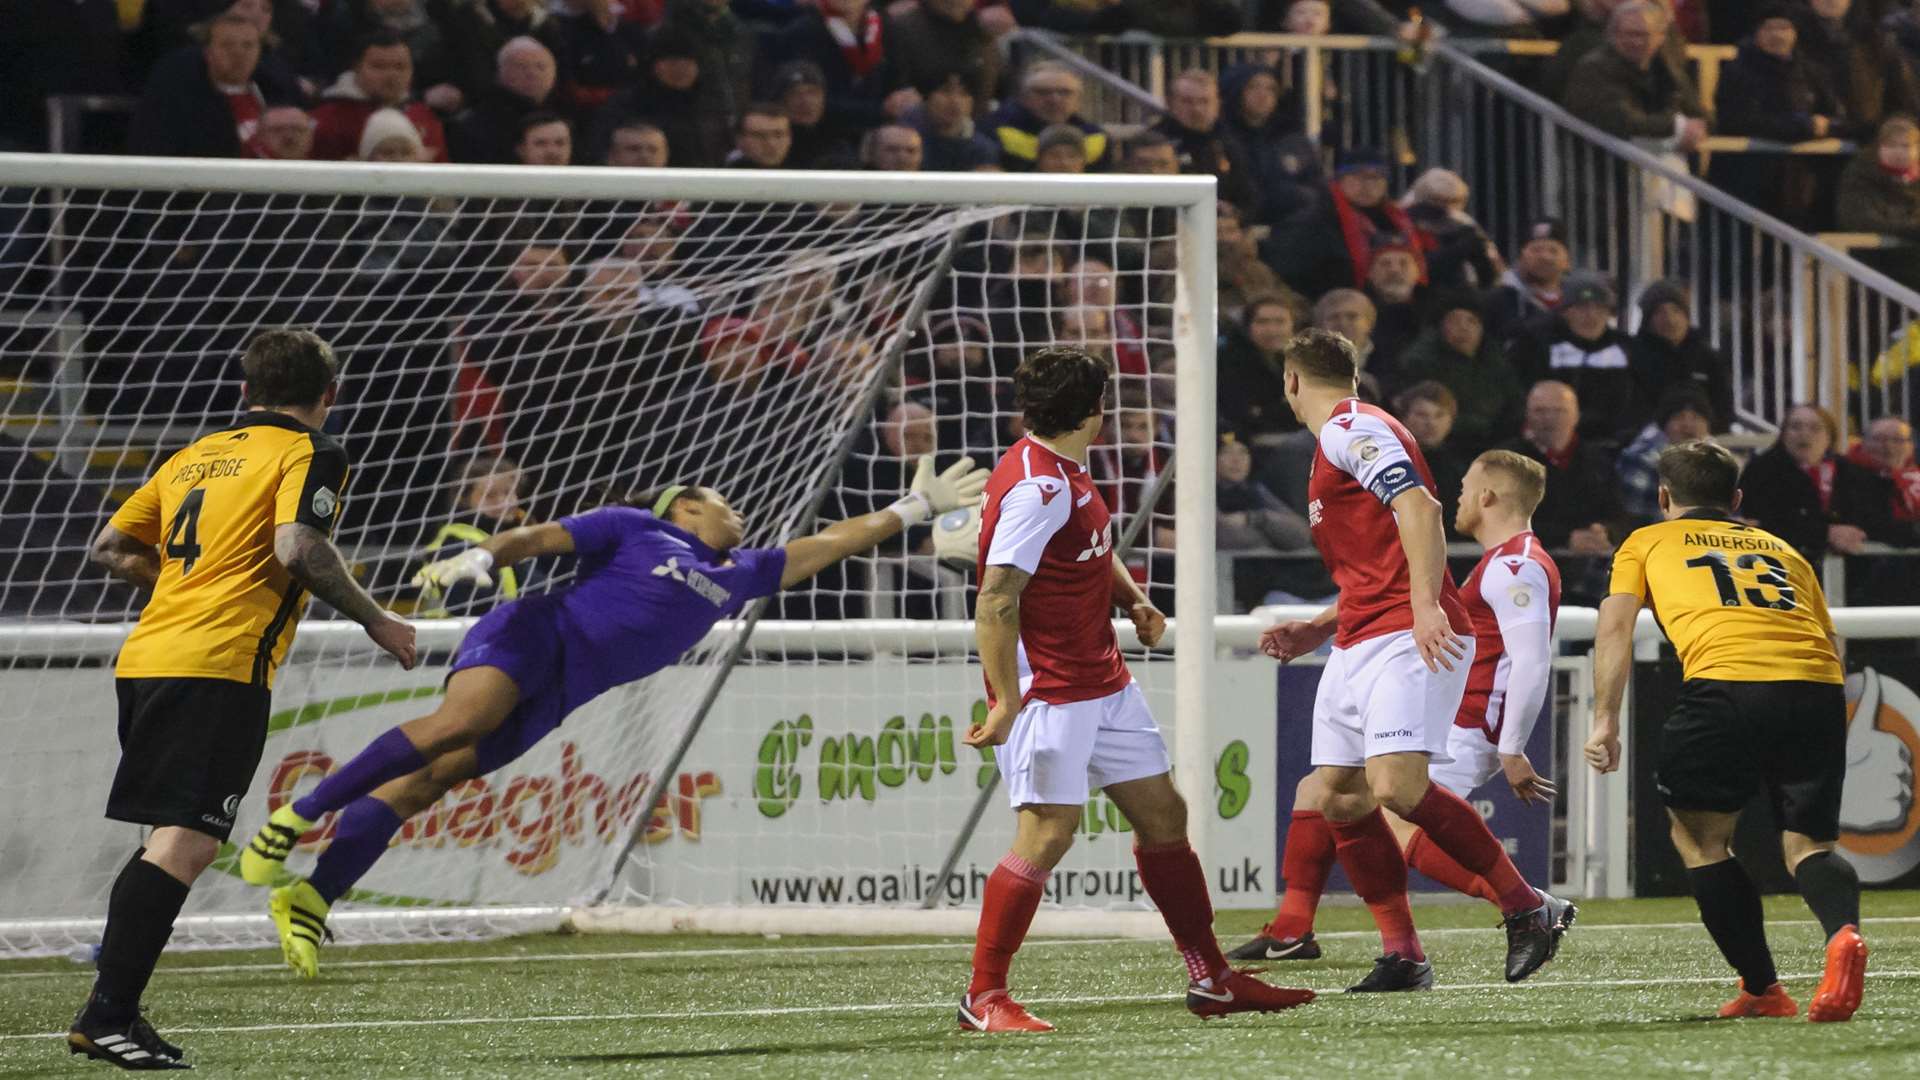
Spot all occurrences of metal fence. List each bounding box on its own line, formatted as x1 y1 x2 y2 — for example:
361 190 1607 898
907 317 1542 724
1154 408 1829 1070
1005 31 1920 435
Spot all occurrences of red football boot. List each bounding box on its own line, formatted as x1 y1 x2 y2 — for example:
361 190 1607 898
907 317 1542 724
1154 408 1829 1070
1186 968 1317 1019
1717 980 1799 1019
958 990 1055 1033
1808 925 1868 1023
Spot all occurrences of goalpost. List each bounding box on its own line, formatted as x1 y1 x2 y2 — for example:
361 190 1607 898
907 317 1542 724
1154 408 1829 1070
0 155 1222 956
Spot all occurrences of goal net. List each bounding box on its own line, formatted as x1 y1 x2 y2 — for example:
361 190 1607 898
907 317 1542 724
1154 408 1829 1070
0 158 1221 957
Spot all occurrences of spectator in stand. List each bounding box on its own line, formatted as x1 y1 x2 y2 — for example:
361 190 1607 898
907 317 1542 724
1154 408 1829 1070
1034 124 1089 173
1091 394 1170 530
656 0 756 153
1616 386 1714 525
590 28 717 165
910 313 1000 455
1217 434 1313 551
1219 62 1321 226
1628 278 1734 431
311 34 451 162
130 12 281 157
1392 290 1523 454
323 0 458 104
1837 115 1920 240
1400 168 1502 290
1563 1 1709 150
1395 381 1471 539
1153 69 1259 213
1064 257 1151 375
905 70 1000 171
1266 146 1427 299
1738 403 1888 563
438 0 550 103
1500 379 1625 553
358 106 429 161
545 0 648 122
1799 0 1920 142
1007 0 1241 34
257 105 316 159
887 0 1000 114
1508 271 1639 441
410 454 540 616
603 119 670 166
1364 235 1429 387
1217 201 1284 325
1484 217 1569 341
1849 414 1920 540
1124 130 1179 175
1218 291 1306 447
1538 0 1690 102
862 123 924 170
1314 288 1384 395
986 62 1111 171
768 0 916 142
615 204 701 317
514 111 573 165
767 61 852 167
1708 5 1845 229
448 35 560 163
725 102 793 168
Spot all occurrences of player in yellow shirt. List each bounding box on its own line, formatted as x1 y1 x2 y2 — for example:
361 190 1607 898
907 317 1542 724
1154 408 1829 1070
1587 440 1866 1024
67 330 416 1071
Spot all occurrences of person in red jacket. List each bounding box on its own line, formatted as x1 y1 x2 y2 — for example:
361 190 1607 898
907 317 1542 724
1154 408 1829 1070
310 32 450 161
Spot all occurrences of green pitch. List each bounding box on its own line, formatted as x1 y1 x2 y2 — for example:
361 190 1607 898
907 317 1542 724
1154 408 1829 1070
4 893 1917 1079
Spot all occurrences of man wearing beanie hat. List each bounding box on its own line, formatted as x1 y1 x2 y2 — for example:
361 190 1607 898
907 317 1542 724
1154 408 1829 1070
589 28 725 166
1485 217 1569 341
1507 269 1639 442
1628 278 1732 431
1266 145 1429 299
1615 385 1714 526
357 106 428 161
311 33 449 162
1392 288 1524 455
1706 4 1842 229
765 59 854 167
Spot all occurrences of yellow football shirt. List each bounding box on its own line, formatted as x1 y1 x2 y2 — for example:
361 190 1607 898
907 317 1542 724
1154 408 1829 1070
1608 510 1841 684
108 411 350 687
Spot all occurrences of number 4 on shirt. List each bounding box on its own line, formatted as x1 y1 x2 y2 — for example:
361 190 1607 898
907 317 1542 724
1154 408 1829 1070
163 488 206 576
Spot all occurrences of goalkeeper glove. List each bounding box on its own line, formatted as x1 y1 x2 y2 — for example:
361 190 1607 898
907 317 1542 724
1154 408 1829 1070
933 506 981 570
412 547 496 592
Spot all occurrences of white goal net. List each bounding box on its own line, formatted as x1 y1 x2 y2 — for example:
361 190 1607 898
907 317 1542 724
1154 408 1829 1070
0 158 1224 956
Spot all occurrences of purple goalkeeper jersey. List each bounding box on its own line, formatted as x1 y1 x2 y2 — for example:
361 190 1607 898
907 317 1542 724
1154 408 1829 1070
544 506 786 706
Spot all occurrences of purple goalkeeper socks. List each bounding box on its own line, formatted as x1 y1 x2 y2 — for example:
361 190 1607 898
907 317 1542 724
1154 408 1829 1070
308 797 406 904
292 727 427 821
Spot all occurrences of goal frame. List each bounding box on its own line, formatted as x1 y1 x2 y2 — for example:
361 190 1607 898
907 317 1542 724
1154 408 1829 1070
0 154 1221 941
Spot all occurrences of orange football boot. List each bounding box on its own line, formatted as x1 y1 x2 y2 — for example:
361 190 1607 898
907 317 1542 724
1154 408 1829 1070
1808 925 1868 1023
958 990 1055 1033
1718 980 1799 1019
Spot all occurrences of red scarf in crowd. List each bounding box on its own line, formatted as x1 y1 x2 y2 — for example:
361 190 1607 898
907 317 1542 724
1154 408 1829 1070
1328 182 1428 288
825 10 885 77
1845 444 1920 521
1802 457 1837 512
1880 160 1920 185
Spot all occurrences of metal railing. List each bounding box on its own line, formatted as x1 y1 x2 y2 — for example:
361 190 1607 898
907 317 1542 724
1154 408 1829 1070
1015 30 1920 435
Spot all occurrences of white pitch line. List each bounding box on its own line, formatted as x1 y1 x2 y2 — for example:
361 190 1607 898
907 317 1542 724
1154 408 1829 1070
5 915 1919 982
5 968 1917 1043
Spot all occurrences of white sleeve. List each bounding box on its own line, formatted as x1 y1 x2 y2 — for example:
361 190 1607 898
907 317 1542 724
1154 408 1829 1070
1319 412 1422 507
1485 558 1554 756
984 477 1072 575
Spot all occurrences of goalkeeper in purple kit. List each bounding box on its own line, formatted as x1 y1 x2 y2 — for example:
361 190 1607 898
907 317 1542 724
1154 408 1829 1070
240 458 987 976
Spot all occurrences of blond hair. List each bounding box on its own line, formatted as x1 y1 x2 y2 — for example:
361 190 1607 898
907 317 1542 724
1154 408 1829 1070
1474 449 1548 516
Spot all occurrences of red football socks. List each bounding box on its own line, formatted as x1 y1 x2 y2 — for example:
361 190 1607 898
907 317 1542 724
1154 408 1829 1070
1404 826 1502 907
1403 783 1539 915
1270 810 1336 940
1134 840 1229 984
968 852 1049 997
1331 808 1424 961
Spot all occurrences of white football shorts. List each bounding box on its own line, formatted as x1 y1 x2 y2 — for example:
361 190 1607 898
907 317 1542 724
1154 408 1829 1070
1311 630 1475 767
1000 681 1171 807
1428 724 1503 798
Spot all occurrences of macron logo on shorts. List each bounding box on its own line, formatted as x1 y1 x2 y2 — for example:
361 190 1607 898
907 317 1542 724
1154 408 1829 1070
1374 727 1418 740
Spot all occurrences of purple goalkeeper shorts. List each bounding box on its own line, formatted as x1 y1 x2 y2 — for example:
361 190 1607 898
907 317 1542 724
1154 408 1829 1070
448 598 571 776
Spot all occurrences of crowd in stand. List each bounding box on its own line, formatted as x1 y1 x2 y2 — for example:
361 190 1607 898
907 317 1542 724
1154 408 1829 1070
10 0 1920 615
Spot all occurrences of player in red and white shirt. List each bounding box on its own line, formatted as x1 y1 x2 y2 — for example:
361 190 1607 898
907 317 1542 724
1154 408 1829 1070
1239 330 1572 992
957 347 1313 1032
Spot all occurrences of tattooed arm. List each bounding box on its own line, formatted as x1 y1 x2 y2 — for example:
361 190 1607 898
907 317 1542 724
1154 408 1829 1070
964 564 1032 748
274 523 417 669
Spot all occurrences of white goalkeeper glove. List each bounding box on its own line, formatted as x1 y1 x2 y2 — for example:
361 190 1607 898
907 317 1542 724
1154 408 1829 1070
412 547 496 592
887 455 988 527
933 506 981 570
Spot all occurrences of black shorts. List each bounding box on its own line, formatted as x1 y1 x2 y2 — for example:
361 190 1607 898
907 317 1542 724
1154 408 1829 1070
108 677 272 841
1656 678 1848 840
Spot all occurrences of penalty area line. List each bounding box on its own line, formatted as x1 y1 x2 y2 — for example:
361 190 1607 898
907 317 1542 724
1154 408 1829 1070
4 968 1918 1042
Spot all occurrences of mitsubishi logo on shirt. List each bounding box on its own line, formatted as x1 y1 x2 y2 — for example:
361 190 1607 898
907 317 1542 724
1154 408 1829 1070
653 556 732 606
1074 522 1113 562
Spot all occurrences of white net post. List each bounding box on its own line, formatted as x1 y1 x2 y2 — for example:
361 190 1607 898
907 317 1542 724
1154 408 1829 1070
1172 194 1218 869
